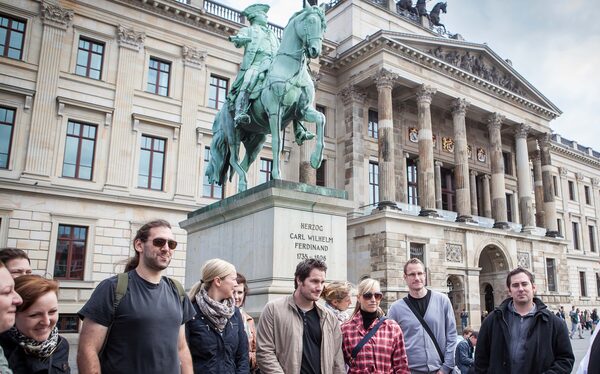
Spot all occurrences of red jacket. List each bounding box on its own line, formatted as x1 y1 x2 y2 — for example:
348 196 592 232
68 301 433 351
341 312 409 373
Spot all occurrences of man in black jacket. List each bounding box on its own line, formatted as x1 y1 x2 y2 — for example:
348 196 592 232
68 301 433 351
474 267 574 374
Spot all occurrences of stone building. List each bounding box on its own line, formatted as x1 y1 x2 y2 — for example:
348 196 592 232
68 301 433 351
0 0 599 359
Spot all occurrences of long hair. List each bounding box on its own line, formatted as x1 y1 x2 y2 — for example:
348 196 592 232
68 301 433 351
124 219 172 272
14 275 59 312
321 281 353 306
236 272 249 306
351 278 385 319
189 258 236 299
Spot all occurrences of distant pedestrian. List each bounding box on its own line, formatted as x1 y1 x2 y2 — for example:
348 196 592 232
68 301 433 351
570 306 583 339
455 330 477 374
460 309 469 330
321 281 353 323
591 308 598 333
556 305 566 320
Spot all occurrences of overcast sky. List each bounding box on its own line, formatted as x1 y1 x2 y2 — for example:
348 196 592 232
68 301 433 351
218 0 600 151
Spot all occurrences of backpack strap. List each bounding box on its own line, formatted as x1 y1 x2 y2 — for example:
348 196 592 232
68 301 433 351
166 276 186 304
114 272 129 313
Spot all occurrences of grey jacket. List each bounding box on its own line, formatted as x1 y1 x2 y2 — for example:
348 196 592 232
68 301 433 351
388 290 457 374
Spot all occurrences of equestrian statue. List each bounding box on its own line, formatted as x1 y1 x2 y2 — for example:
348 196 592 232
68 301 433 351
429 2 447 32
205 3 327 192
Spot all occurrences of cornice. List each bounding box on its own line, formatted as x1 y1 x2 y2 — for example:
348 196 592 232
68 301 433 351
550 142 600 169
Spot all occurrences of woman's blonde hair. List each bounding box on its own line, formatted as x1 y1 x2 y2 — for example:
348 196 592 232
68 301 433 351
351 278 385 318
189 258 236 299
321 281 353 305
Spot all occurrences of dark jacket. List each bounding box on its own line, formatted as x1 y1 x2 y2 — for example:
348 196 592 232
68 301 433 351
186 302 249 374
474 297 574 374
0 333 70 374
455 338 474 374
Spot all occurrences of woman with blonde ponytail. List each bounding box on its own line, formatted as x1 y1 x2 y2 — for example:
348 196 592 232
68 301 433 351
186 259 249 373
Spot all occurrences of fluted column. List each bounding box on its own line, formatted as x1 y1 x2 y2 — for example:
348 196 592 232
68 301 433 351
340 86 367 207
482 174 492 218
23 3 73 178
470 170 479 216
175 46 207 199
487 114 509 229
538 134 559 237
105 26 146 189
515 124 534 231
452 98 472 222
434 161 442 209
375 69 398 209
416 85 438 217
531 151 545 228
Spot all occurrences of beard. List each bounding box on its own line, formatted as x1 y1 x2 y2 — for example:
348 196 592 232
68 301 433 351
141 249 171 271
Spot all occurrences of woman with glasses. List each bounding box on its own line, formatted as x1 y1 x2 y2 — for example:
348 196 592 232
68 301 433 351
0 275 71 373
186 259 249 373
321 281 354 323
341 278 409 373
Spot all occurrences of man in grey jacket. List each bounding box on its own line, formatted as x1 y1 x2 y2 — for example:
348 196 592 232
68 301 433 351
388 258 457 374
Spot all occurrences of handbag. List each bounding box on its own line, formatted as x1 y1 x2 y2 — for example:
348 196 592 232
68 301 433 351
350 317 387 364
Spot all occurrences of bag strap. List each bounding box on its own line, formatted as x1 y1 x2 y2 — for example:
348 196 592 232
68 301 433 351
403 296 444 363
351 317 387 360
166 276 186 304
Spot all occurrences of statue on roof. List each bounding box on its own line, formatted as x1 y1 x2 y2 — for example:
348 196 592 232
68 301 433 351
429 2 447 32
415 0 428 17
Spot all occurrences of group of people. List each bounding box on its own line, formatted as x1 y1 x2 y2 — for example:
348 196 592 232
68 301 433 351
564 305 599 339
0 218 599 373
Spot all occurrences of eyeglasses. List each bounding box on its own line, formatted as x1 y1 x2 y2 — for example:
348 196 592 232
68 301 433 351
362 292 383 301
152 238 178 250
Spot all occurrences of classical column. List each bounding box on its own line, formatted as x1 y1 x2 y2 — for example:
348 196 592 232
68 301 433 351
394 105 408 204
515 124 534 231
340 86 367 207
416 85 438 217
105 26 146 189
434 161 443 209
531 150 545 228
482 174 492 218
23 3 73 178
470 170 479 216
487 113 509 229
175 46 207 199
452 98 473 222
538 133 559 237
375 69 398 209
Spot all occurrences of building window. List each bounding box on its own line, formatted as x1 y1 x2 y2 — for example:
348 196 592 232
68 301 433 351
57 314 80 333
568 180 576 201
62 121 97 180
441 167 455 211
409 242 427 285
368 161 379 205
138 135 165 190
368 109 378 139
553 175 559 197
75 38 104 80
316 160 326 187
54 224 87 280
0 14 25 60
502 152 513 176
557 218 563 237
546 258 556 292
579 271 587 297
147 57 170 96
0 106 15 169
585 185 592 205
572 222 580 250
589 225 597 253
208 75 228 110
259 158 272 184
407 158 418 205
202 147 223 199
506 193 513 222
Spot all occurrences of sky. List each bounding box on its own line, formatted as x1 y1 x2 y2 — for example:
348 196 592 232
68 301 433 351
218 0 600 151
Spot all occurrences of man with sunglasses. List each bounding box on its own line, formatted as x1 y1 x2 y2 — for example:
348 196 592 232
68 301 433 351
77 219 196 374
388 258 457 374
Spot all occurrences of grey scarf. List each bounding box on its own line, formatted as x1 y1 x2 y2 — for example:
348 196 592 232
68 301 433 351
195 288 235 332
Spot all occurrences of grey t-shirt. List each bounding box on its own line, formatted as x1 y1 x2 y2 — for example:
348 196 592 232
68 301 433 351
78 271 195 374
507 301 536 374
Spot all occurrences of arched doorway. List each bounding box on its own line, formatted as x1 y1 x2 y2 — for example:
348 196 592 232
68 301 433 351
478 244 510 313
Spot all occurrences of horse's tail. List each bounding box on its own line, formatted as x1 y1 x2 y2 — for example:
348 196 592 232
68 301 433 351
206 109 230 186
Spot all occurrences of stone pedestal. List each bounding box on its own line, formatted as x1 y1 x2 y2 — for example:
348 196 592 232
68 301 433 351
180 180 354 316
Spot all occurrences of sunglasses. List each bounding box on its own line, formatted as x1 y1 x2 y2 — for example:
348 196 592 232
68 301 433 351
152 238 178 250
362 292 383 301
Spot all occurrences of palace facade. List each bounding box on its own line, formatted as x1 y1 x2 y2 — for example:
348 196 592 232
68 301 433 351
1 0 599 360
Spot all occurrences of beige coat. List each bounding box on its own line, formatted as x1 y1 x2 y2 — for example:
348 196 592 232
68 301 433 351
256 295 345 374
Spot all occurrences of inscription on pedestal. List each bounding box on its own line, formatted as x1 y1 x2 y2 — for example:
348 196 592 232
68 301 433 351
290 222 334 262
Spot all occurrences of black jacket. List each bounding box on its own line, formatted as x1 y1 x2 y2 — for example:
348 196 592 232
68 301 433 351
0 333 70 374
186 302 249 374
474 297 574 374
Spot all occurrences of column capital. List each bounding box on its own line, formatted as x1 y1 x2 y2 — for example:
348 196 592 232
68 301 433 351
340 85 366 106
451 98 469 116
470 170 478 176
40 2 73 29
118 25 146 51
592 177 600 186
434 160 443 168
537 132 552 147
487 113 505 131
482 174 491 181
559 167 568 177
416 85 437 104
182 46 207 69
374 68 397 90
576 172 584 181
514 123 530 139
529 150 541 162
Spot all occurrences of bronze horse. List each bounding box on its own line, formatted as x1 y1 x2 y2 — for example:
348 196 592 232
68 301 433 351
430 2 447 32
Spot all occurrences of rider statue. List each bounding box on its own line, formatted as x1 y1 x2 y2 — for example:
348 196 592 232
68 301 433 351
229 4 279 127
